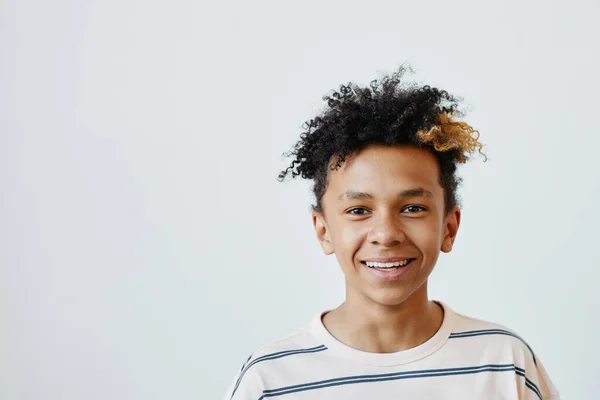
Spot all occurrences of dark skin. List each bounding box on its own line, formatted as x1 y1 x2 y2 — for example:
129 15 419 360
312 145 461 353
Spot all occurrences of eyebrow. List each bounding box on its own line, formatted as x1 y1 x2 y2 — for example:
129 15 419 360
337 188 434 201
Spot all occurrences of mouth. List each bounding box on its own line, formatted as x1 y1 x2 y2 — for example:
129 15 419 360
360 258 416 270
359 258 416 281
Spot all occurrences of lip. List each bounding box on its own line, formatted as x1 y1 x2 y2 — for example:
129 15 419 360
362 257 415 263
360 258 416 281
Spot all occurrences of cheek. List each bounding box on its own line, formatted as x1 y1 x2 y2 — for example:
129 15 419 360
411 221 443 254
335 223 367 258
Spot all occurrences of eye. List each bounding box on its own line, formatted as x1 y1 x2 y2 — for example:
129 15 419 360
402 205 426 213
347 207 370 215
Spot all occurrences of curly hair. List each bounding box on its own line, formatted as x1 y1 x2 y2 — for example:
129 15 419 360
278 64 486 215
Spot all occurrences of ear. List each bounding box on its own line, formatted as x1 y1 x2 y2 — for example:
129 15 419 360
441 205 461 253
312 210 334 255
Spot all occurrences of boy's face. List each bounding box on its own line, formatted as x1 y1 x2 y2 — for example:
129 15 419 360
312 145 460 307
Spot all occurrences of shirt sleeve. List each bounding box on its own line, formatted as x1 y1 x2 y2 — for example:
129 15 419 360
221 358 265 400
534 356 561 400
221 372 237 400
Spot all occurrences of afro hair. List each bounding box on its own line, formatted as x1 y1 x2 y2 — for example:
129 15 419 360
278 64 486 215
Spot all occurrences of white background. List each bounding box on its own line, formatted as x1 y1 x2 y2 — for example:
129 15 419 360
1 0 598 399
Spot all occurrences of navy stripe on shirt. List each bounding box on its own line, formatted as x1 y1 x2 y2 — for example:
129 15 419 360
449 329 537 366
257 364 542 400
232 345 327 398
516 368 543 399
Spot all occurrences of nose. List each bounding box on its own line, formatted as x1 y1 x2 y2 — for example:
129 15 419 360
368 211 406 247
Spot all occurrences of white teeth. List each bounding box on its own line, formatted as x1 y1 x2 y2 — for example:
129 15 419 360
365 260 410 268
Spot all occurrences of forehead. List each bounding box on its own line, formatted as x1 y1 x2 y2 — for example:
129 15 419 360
326 145 442 196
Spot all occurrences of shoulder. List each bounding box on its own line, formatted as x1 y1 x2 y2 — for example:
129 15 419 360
446 306 561 398
224 326 326 400
448 307 540 366
246 326 324 362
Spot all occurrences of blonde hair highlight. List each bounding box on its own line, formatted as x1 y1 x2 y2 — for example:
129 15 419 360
416 110 487 163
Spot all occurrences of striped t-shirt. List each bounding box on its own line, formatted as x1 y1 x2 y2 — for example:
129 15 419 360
223 301 560 399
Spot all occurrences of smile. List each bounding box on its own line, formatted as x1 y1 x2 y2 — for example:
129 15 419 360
360 258 416 281
361 258 416 269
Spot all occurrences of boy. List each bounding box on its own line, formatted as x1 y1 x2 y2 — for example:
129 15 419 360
222 66 560 399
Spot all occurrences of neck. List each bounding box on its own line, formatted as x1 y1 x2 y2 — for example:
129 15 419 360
322 283 444 353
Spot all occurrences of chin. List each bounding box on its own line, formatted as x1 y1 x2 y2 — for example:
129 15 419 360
367 290 411 307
